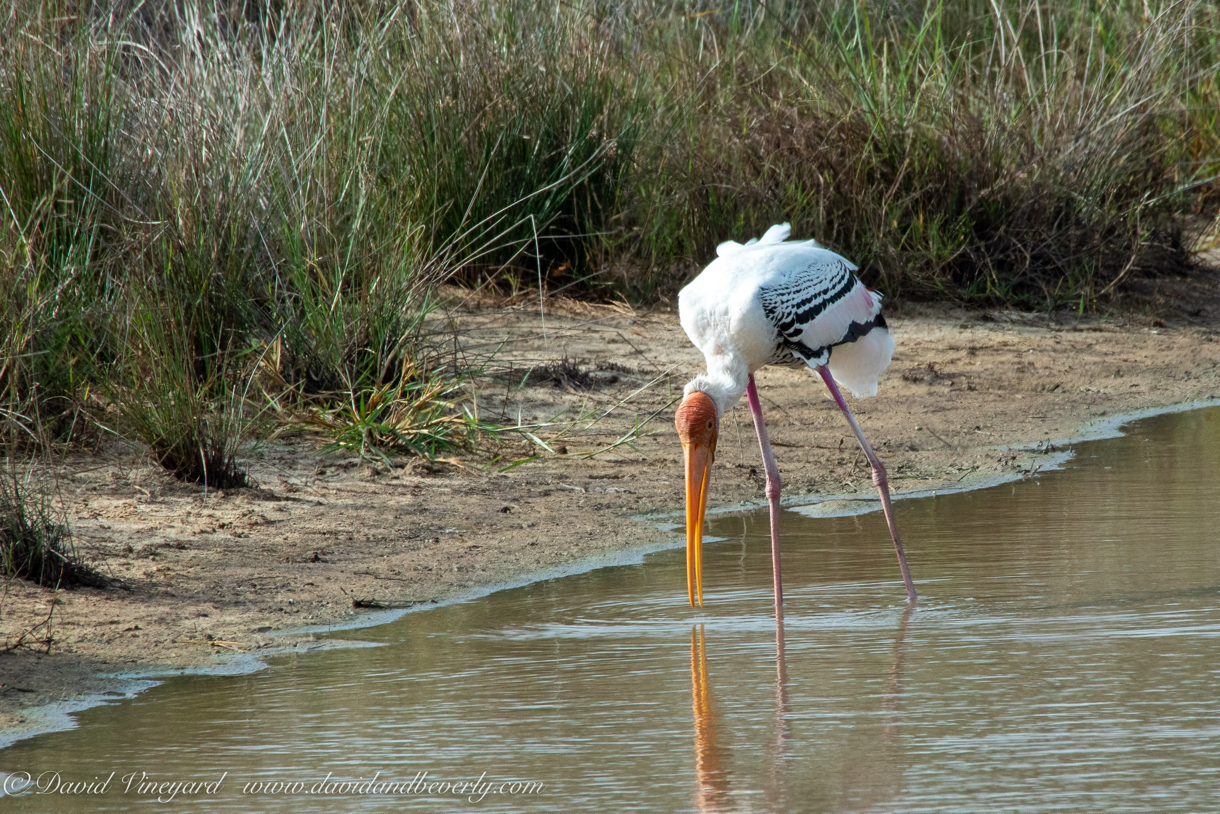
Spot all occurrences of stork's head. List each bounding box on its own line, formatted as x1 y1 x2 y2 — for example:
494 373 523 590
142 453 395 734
676 391 718 607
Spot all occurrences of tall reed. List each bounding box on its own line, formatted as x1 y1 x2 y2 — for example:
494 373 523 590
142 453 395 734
625 0 1220 303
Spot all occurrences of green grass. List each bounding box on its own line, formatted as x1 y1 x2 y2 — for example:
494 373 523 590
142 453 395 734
1 0 1218 462
0 465 104 588
310 367 496 466
112 287 257 489
622 0 1220 304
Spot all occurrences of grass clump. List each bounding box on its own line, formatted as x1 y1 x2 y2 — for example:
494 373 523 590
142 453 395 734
113 311 255 489
311 367 494 466
0 467 104 589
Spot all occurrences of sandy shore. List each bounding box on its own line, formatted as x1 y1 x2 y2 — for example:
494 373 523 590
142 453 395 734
3 298 1219 746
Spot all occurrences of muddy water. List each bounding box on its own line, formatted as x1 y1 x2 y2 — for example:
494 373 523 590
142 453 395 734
3 407 1220 813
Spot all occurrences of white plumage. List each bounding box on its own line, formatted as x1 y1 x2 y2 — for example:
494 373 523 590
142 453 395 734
678 222 893 418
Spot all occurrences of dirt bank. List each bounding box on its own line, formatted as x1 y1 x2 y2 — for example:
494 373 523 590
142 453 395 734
3 297 1220 745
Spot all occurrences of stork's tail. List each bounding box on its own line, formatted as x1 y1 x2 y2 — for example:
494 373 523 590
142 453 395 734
826 325 894 398
716 222 823 257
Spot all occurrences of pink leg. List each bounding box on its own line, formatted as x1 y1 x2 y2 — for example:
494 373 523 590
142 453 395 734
745 374 784 613
817 367 918 603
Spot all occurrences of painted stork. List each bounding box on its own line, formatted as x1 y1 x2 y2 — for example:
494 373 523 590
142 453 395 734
675 223 917 611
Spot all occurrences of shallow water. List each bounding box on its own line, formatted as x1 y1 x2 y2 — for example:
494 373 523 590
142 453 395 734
3 407 1220 813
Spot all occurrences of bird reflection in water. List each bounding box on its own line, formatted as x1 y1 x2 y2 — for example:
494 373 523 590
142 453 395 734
690 607 915 812
839 605 916 809
766 611 791 813
690 624 734 812
882 606 914 747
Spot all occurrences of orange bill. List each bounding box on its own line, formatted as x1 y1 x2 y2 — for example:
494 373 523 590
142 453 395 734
684 441 713 607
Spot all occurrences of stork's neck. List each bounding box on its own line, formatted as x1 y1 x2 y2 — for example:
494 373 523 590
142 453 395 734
684 354 749 418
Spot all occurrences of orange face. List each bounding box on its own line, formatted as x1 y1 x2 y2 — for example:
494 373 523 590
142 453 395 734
676 392 718 607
